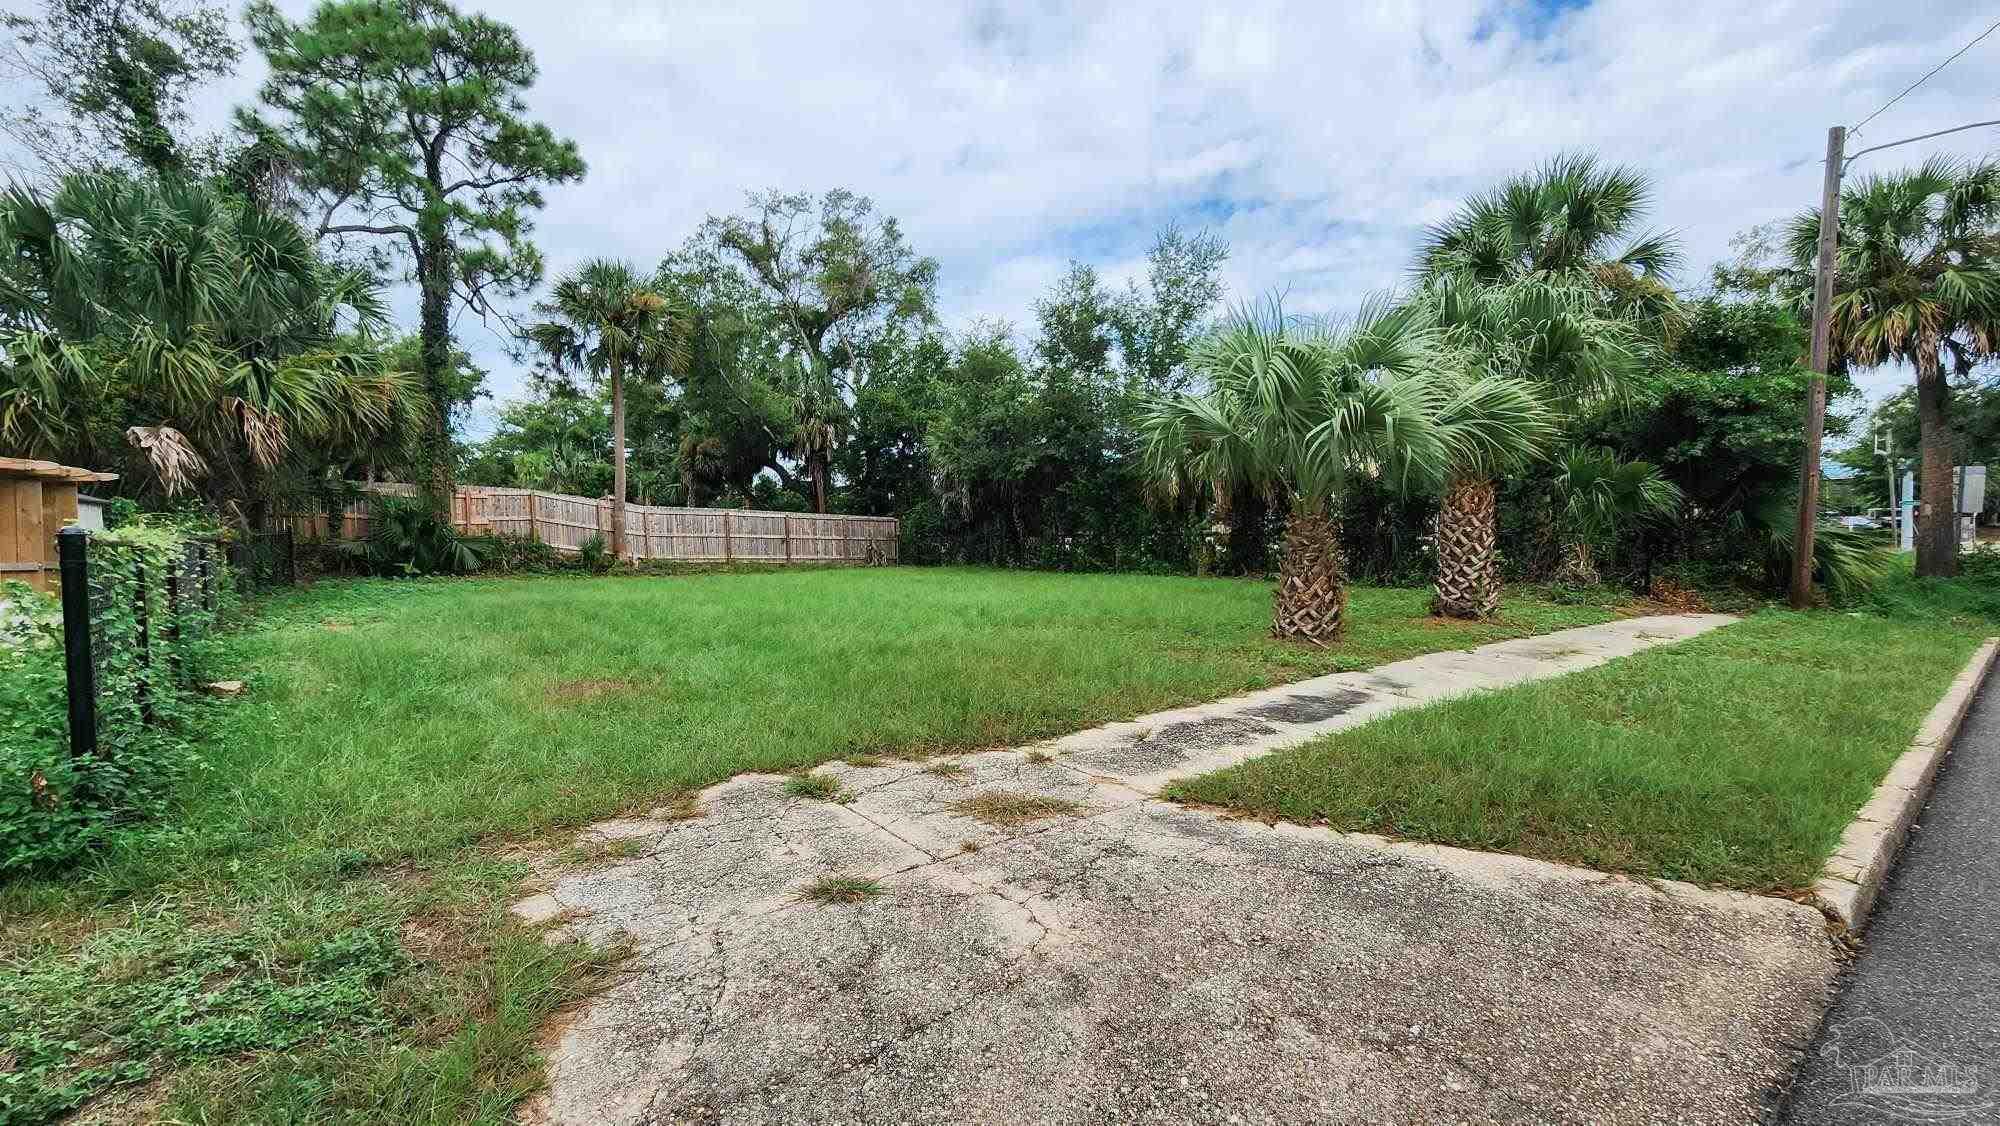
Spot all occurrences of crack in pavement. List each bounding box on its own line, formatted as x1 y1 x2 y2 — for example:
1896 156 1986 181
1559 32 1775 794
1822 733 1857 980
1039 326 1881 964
517 613 1841 1125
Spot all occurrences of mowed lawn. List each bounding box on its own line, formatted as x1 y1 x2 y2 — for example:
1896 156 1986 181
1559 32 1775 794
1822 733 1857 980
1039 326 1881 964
178 567 1623 871
1169 611 1990 891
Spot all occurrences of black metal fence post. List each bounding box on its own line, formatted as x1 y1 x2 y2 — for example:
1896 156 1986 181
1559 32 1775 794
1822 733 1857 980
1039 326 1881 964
56 527 98 759
200 541 215 612
134 559 152 724
165 557 182 685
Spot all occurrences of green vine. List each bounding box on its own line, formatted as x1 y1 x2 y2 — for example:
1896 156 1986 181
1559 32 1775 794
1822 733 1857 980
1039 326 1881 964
1 519 232 875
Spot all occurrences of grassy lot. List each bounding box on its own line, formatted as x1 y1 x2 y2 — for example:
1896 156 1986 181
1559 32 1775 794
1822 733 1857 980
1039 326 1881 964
1169 610 1992 891
80 568 1625 881
0 567 1628 1124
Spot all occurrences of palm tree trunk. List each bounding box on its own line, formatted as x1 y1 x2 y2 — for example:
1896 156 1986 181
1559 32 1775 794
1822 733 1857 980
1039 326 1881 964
609 356 627 560
1914 365 1958 578
1552 540 1599 586
1199 478 1235 575
1272 496 1348 644
811 452 828 514
1432 474 1501 619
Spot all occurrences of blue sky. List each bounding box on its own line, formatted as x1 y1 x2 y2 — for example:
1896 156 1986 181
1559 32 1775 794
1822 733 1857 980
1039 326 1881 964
23 0 1999 422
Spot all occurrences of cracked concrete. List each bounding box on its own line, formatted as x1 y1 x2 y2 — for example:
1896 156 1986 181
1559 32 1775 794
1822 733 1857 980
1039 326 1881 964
516 613 1838 1124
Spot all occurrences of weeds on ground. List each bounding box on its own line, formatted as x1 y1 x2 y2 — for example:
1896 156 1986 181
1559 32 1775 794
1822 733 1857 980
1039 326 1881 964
784 774 843 800
953 792 1084 827
0 858 618 1126
801 876 883 905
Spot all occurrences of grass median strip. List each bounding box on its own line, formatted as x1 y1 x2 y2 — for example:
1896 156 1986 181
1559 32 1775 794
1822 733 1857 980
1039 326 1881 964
1167 611 1989 892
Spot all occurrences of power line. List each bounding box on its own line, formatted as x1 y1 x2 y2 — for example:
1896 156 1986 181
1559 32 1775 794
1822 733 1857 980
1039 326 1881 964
1849 15 2000 136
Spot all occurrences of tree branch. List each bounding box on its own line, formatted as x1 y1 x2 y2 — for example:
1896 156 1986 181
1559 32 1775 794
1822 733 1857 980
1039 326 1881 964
443 170 533 195
321 222 416 238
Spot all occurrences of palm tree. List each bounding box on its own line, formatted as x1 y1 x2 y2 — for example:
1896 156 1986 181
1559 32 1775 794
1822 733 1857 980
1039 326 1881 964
0 172 424 516
1418 152 1683 333
1413 153 1679 615
780 353 844 513
1425 361 1561 617
1143 301 1545 643
1784 157 2000 578
1548 446 1682 585
526 259 690 558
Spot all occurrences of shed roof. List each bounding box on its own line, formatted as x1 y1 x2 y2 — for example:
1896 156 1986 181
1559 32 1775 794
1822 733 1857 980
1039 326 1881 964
0 457 119 483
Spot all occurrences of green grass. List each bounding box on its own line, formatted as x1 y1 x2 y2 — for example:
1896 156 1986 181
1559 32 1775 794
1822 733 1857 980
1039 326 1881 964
0 567 1630 1123
800 875 884 905
1169 610 1991 891
71 568 1626 886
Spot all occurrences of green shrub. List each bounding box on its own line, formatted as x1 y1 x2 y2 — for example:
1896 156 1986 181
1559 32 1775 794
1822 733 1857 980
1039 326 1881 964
577 534 613 574
463 533 565 574
361 497 482 576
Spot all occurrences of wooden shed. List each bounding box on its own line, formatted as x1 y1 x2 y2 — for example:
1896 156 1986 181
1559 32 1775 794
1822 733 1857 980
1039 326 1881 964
1 458 119 591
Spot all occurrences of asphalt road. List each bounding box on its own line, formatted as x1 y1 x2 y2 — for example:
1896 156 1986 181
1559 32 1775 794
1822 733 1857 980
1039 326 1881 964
1777 661 2000 1124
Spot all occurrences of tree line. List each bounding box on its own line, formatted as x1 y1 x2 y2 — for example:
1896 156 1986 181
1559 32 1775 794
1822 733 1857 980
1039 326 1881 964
2 0 1995 607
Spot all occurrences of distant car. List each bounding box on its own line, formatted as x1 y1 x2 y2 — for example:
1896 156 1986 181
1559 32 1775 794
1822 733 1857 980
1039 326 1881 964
1838 515 1881 530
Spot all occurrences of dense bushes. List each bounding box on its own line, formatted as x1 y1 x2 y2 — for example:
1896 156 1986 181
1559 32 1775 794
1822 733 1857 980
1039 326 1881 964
0 525 225 874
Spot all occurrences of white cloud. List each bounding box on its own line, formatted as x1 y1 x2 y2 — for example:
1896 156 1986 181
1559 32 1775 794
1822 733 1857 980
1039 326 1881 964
20 0 1998 414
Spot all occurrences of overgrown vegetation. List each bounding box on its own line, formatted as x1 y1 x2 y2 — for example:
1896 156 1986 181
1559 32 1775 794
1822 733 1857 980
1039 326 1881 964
0 522 224 875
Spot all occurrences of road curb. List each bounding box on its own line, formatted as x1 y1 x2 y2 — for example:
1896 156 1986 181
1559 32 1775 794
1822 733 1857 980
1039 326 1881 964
1812 636 1998 934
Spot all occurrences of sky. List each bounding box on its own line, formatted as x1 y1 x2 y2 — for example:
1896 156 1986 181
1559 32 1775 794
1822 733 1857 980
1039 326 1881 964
22 0 2000 427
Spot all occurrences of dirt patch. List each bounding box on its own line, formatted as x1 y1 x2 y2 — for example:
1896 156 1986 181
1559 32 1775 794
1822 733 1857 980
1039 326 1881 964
954 791 1086 826
545 678 641 704
1647 579 1712 613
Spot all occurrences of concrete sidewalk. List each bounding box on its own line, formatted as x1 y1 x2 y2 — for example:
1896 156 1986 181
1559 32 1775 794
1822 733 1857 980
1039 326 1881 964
516 612 1840 1125
1038 612 1737 791
1777 663 2000 1123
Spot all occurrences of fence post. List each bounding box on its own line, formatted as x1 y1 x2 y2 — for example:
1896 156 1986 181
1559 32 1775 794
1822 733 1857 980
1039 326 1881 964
134 559 153 724
285 526 297 585
527 492 538 543
56 527 97 759
201 541 216 612
723 511 734 563
165 557 181 685
783 515 793 564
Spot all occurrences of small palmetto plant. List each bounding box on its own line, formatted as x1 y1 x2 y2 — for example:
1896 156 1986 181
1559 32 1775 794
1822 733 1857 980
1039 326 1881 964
1549 446 1682 586
365 496 481 576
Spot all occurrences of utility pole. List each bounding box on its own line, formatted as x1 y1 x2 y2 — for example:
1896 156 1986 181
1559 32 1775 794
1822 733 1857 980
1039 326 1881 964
1790 125 1845 610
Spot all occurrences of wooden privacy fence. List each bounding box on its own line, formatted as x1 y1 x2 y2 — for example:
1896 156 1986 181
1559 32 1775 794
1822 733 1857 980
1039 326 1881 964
288 485 899 565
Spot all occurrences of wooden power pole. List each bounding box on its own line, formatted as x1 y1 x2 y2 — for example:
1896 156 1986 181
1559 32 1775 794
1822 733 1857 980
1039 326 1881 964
1790 125 1846 610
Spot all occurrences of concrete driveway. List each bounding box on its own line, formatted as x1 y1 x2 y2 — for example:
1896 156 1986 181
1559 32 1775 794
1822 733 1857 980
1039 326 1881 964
515 616 1838 1125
